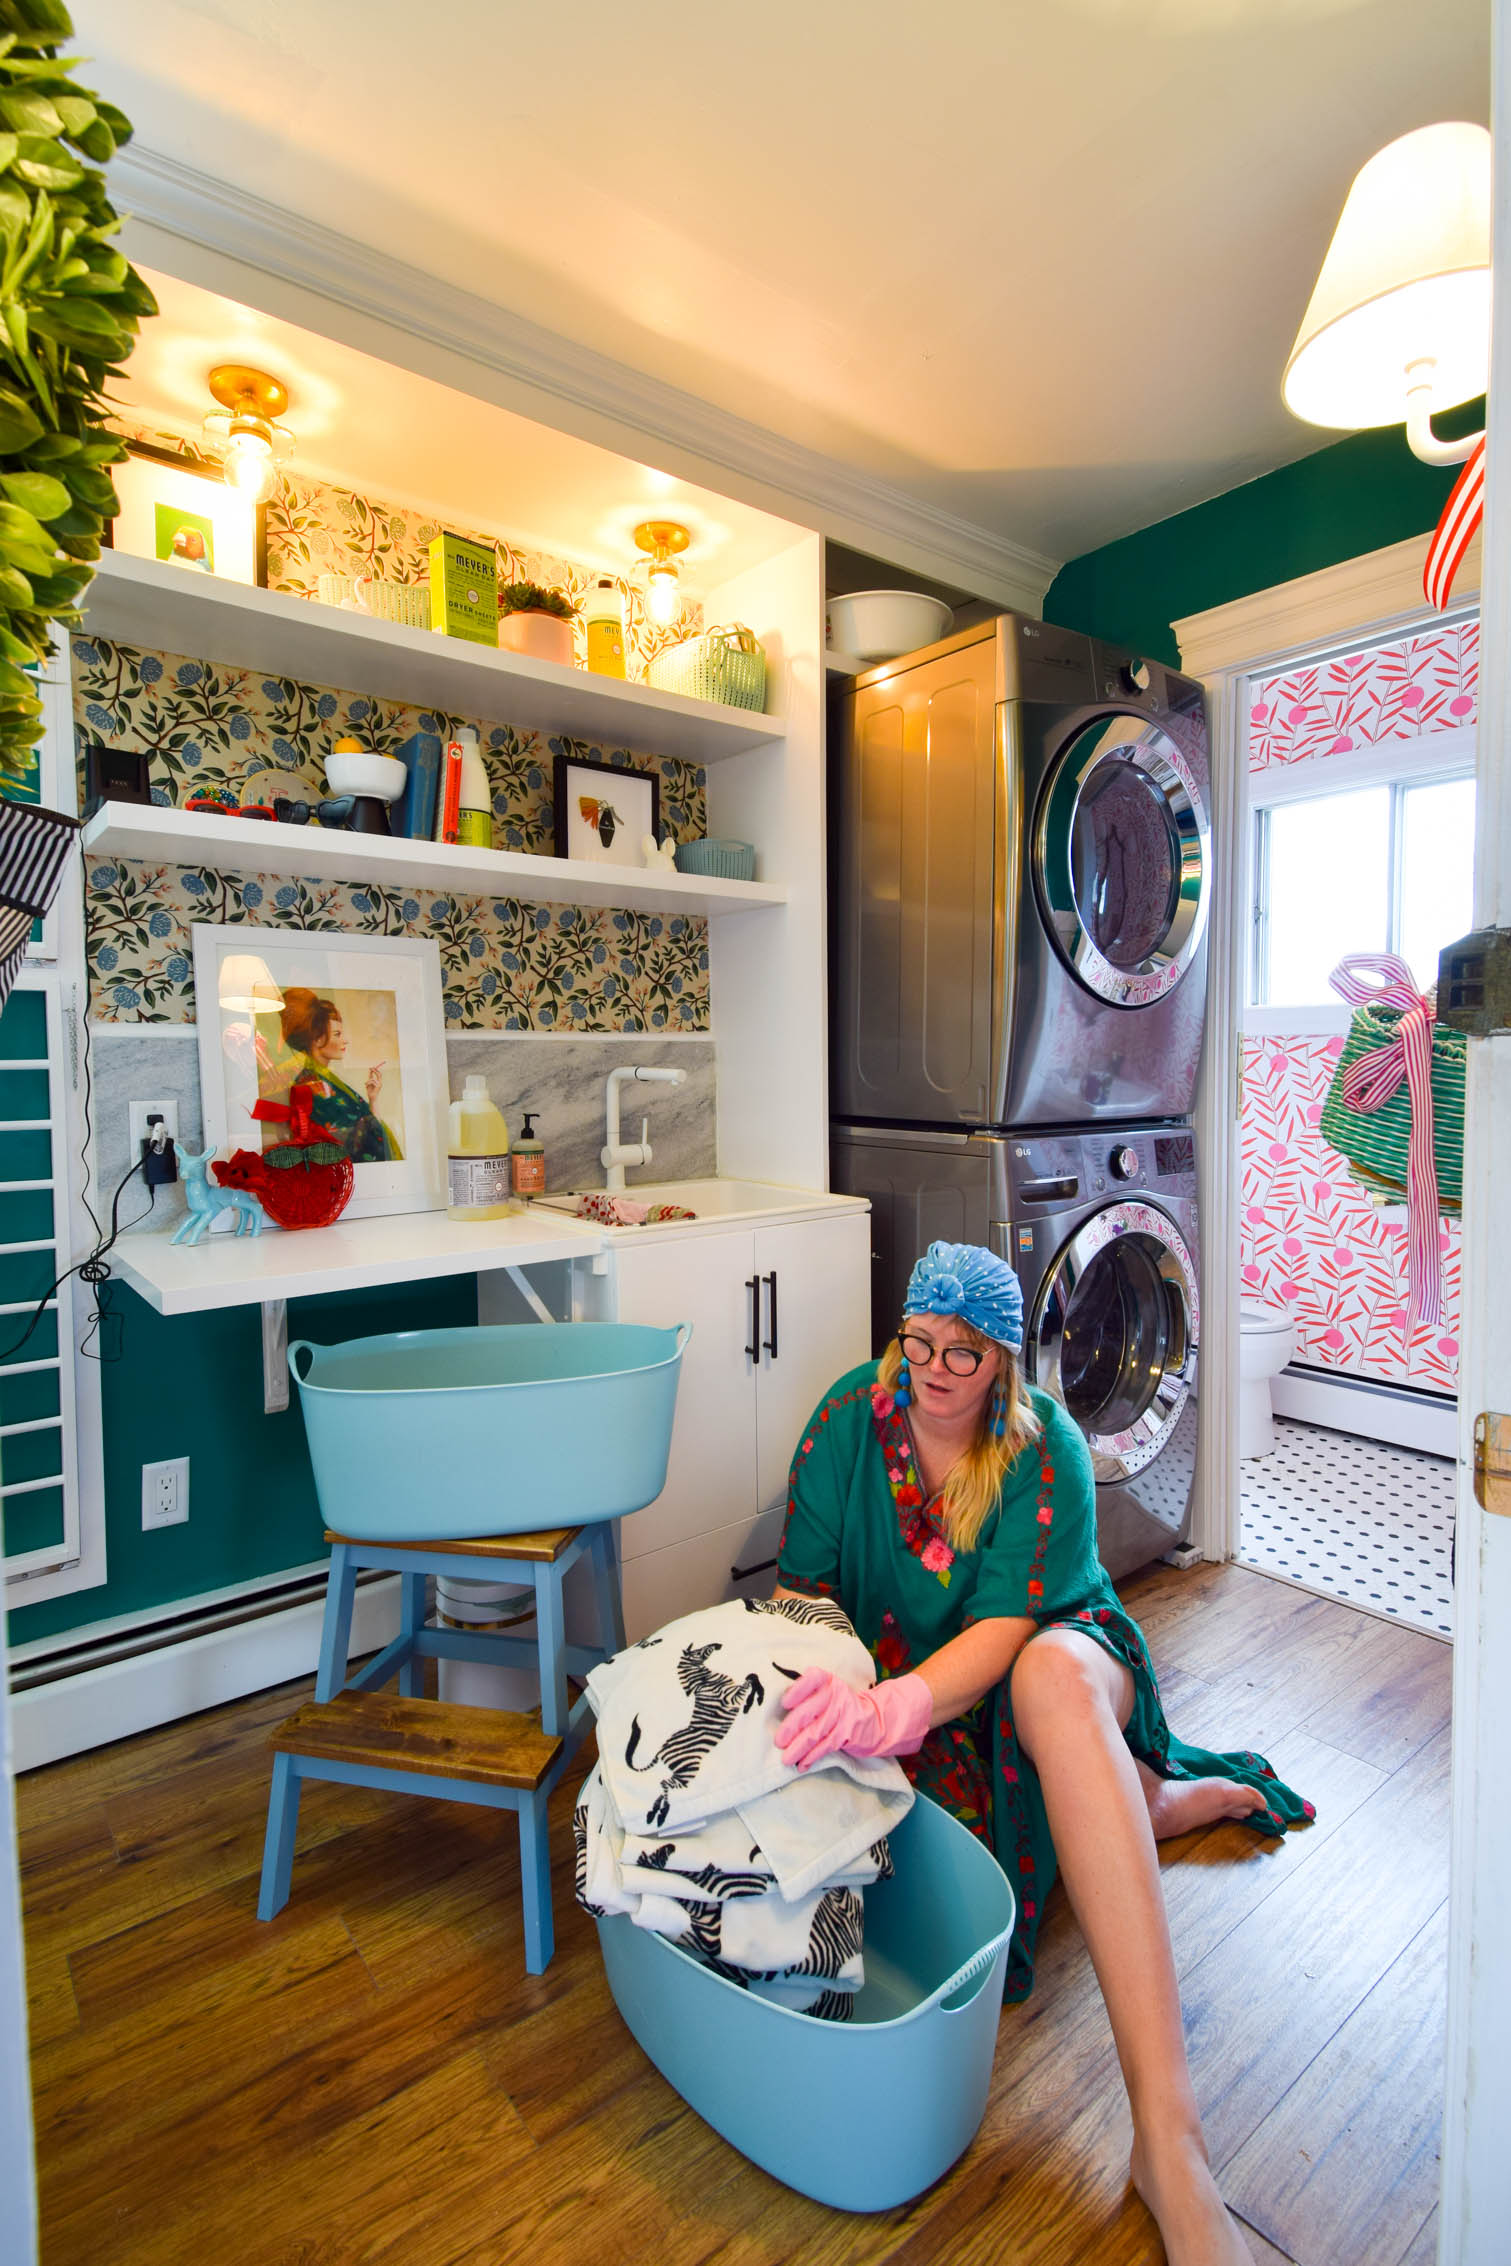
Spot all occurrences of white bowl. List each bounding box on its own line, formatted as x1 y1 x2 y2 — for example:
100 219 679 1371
827 589 953 662
324 750 408 803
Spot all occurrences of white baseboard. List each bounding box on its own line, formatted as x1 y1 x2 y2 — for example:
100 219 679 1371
1271 1368 1457 1458
10 1579 400 1772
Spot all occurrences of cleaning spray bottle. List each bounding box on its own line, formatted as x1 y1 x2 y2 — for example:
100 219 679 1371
447 1075 515 1220
511 1110 545 1198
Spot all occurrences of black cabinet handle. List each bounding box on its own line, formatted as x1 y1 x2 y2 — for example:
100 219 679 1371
763 1270 778 1360
731 1555 779 1583
745 1273 760 1360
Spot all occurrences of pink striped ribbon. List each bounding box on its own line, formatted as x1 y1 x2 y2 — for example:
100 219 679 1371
1422 434 1486 611
1329 953 1441 1329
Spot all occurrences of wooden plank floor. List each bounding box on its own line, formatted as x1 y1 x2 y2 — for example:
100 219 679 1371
15 1563 1450 2266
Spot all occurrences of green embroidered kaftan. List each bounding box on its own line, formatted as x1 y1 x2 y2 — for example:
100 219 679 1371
774 1363 1312 2002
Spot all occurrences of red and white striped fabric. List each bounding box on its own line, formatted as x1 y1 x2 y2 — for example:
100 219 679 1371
1423 435 1486 612
1329 952 1442 1329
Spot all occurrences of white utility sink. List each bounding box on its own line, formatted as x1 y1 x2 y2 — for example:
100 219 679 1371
533 1178 863 1229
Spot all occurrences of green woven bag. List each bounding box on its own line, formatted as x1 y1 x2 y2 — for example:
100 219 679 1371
647 624 766 710
1319 1002 1466 1216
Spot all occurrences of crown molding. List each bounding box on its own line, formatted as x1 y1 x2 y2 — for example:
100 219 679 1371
112 146 1058 614
1173 529 1481 681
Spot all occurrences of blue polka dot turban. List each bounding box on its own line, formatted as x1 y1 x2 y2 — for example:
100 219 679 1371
903 1240 1024 1353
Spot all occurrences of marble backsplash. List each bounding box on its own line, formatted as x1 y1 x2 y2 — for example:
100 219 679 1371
89 1028 716 1238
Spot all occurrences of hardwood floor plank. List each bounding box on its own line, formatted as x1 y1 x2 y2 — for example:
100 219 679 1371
1220 1904 1447 2266
1394 2206 1438 2263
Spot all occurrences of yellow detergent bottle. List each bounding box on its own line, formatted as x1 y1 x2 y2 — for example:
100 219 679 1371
446 1075 516 1220
584 576 627 677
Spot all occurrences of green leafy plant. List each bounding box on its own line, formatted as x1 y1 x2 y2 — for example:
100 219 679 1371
0 0 156 780
498 578 576 621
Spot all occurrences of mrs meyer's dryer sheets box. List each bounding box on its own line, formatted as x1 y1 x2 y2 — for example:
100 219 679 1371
428 531 497 645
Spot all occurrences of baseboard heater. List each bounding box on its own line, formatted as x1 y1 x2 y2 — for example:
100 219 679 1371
1272 1363 1458 1458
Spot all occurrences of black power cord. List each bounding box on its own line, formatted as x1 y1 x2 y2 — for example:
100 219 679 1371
0 1148 158 1366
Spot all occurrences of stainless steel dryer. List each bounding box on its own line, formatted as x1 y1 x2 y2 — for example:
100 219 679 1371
830 1121 1200 1580
830 613 1212 1131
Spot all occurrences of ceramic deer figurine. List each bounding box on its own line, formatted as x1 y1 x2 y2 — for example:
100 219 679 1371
171 1145 266 1245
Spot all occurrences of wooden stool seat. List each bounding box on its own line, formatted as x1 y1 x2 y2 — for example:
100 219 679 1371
270 1691 562 1789
324 1525 580 1562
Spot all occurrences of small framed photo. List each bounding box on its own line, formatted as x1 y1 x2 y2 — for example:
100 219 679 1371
192 924 447 1221
553 752 659 868
105 442 268 588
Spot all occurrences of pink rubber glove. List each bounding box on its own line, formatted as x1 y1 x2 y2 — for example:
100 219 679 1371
773 1668 933 1771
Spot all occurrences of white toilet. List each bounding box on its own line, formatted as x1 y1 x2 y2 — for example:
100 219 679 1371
1239 1303 1297 1457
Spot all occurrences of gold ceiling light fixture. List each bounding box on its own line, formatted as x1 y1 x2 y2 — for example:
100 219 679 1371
202 364 296 502
633 519 690 626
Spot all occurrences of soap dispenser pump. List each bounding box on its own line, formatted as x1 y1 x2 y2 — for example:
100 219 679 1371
512 1110 545 1197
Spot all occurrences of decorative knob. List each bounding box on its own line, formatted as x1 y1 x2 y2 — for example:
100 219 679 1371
1122 659 1152 694
1110 1145 1140 1180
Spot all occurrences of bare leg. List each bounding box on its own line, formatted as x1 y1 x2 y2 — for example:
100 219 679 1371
1011 1629 1254 2266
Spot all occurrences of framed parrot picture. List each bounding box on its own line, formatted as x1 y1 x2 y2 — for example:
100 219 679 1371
552 752 659 869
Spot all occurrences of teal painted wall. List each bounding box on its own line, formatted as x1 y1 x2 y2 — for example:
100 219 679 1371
7 1271 477 1646
1043 404 1483 664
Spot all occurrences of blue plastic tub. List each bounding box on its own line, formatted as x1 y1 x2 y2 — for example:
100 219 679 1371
289 1321 689 1541
595 1790 1015 2211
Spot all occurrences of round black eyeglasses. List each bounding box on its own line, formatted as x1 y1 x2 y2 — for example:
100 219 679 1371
898 1331 987 1377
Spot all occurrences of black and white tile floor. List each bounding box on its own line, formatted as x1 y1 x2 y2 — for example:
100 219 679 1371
1237 1417 1454 1640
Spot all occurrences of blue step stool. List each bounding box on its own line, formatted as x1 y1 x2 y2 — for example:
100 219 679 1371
256 1520 624 1973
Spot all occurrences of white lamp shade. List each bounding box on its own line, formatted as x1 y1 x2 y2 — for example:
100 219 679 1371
1283 121 1492 430
218 954 284 1014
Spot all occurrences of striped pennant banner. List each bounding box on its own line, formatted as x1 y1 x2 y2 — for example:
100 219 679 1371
1423 434 1487 611
0 796 80 1013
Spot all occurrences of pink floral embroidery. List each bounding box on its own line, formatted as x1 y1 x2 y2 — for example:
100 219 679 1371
870 1384 895 1420
920 1536 953 1579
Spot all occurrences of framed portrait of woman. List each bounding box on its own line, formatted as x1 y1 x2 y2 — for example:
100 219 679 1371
191 924 447 1220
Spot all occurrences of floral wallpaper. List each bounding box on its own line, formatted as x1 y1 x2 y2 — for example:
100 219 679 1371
75 634 710 1030
1242 624 1475 1394
1239 1034 1460 1395
1249 618 1478 772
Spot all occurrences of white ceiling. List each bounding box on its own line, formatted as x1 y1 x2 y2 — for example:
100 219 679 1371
117 268 802 597
76 0 1489 569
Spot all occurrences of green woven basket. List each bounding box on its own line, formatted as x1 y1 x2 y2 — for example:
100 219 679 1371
647 623 766 710
1319 1002 1466 1216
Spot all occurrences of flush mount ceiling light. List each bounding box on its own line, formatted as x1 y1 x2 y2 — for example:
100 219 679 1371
1283 122 1491 466
633 519 690 626
202 364 296 501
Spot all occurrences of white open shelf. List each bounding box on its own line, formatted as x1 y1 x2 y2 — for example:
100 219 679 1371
81 801 786 918
111 1205 604 1316
79 548 787 765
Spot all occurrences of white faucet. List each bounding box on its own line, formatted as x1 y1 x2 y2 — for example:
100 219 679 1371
602 1065 687 1191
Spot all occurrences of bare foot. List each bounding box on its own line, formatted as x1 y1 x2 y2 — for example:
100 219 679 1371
1131 2130 1256 2265
1136 1760 1270 1841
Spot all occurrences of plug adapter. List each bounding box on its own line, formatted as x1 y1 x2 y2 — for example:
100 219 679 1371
140 1114 178 1187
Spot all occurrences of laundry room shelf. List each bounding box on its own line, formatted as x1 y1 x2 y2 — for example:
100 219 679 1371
78 549 787 765
110 1206 605 1317
80 802 787 919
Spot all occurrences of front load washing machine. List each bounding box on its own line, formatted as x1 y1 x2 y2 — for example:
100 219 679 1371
830 1120 1200 1580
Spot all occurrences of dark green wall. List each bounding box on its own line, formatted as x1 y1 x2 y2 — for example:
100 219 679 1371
7 1271 477 1646
1043 405 1483 664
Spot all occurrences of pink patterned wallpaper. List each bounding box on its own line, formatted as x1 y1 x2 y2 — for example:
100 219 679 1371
1242 621 1473 1396
1239 1036 1461 1394
1250 618 1477 772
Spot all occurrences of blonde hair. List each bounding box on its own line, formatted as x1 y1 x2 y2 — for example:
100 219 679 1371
878 1321 1041 1555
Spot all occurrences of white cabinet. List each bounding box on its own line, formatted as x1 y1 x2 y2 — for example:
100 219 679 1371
609 1208 870 1630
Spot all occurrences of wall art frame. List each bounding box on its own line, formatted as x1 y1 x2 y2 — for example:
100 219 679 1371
553 751 659 868
191 923 447 1221
104 441 269 589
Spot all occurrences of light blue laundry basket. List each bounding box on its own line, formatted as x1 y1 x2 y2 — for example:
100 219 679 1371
289 1321 690 1541
595 1790 1015 2211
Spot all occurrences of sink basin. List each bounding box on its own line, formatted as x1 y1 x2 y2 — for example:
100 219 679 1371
533 1178 860 1227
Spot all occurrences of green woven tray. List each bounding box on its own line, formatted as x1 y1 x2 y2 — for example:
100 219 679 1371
1319 1002 1466 1216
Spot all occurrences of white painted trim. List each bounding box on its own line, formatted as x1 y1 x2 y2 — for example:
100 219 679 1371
5 1555 332 1666
1269 1368 1457 1457
9 1576 400 1772
110 146 1059 617
1174 533 1483 682
0 1606 36 2263
1249 727 1478 805
1242 1005 1354 1037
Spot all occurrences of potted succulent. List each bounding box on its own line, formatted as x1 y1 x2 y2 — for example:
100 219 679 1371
497 579 577 666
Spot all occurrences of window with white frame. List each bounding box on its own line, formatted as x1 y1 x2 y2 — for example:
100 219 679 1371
1250 742 1476 1009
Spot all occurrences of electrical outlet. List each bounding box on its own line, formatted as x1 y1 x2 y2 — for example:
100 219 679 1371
141 1456 189 1531
129 1099 180 1158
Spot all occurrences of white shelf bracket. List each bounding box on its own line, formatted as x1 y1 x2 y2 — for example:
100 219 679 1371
504 1266 557 1325
262 1299 289 1414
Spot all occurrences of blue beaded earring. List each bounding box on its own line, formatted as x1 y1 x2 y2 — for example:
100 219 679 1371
893 1346 912 1411
990 1380 1008 1439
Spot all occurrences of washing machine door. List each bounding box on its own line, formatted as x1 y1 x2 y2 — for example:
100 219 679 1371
1028 1198 1199 1483
1035 713 1211 1008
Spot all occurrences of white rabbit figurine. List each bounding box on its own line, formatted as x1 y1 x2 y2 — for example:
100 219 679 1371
641 834 679 870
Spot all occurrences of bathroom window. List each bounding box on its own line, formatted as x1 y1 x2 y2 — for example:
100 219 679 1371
1251 768 1476 1008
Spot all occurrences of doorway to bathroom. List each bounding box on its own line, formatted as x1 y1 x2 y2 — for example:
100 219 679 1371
1233 612 1476 1642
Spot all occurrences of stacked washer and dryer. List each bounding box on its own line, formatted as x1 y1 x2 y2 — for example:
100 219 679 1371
829 614 1213 1580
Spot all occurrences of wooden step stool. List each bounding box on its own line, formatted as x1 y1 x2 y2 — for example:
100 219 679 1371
256 1521 625 1972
